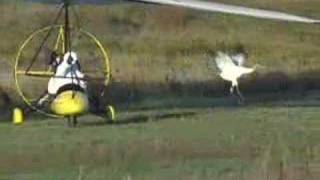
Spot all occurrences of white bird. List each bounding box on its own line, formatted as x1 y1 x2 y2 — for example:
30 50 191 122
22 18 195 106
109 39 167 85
214 51 257 102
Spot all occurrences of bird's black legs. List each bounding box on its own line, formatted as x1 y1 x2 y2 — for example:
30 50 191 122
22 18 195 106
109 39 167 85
230 85 245 104
235 85 245 104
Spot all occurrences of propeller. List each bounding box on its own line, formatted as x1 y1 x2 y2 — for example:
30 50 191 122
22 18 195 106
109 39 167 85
129 0 320 24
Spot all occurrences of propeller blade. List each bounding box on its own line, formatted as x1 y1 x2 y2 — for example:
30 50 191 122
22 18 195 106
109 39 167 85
130 0 320 24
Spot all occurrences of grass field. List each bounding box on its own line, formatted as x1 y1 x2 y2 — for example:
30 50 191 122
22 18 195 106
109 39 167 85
0 93 320 179
1 0 320 179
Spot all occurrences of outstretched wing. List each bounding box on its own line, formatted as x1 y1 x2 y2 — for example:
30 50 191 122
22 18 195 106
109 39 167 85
131 0 320 24
214 52 235 72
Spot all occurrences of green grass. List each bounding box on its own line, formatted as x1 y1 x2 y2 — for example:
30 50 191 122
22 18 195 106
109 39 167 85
0 94 319 179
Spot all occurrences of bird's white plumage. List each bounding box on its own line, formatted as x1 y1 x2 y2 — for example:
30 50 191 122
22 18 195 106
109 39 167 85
215 52 235 71
214 52 256 101
215 52 254 81
231 53 246 66
133 0 320 24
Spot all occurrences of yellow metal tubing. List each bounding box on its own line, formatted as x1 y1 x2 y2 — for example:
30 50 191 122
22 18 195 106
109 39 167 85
16 70 54 76
54 26 65 53
79 29 111 86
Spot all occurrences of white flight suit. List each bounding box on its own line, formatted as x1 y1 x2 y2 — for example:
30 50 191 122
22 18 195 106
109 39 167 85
47 51 87 95
37 51 87 107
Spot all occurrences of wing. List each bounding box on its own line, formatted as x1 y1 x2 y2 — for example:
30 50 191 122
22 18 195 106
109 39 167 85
130 0 320 24
214 52 235 71
231 53 246 66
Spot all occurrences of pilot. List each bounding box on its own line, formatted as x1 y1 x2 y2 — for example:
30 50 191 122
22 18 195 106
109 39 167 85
48 51 61 73
37 51 87 106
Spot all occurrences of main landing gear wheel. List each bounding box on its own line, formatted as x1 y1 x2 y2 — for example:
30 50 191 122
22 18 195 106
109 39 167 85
106 105 116 122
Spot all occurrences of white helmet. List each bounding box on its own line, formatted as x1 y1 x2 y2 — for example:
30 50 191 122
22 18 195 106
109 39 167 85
63 51 78 65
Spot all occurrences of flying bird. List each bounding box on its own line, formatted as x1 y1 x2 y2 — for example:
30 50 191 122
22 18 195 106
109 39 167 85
214 51 257 102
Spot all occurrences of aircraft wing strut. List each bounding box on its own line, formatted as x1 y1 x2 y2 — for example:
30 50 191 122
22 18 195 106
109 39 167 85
130 0 320 24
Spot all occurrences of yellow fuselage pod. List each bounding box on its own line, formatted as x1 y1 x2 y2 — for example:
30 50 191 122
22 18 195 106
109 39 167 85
51 90 89 116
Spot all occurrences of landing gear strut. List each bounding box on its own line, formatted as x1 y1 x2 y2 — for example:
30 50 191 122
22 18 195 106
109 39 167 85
67 116 78 127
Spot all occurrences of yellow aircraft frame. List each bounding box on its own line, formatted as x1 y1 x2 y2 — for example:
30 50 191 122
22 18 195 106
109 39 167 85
14 25 111 117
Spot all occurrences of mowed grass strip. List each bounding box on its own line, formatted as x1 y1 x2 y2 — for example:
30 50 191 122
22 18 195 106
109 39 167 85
0 98 319 179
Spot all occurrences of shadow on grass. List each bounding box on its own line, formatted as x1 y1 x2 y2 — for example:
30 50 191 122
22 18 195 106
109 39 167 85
82 111 197 126
102 70 320 110
111 91 320 113
2 70 320 123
